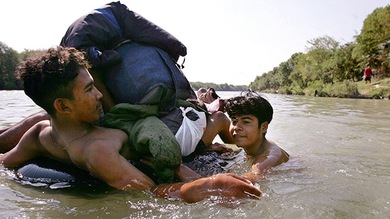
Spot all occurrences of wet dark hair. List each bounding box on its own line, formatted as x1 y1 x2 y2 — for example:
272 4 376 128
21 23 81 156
225 91 273 127
17 47 90 116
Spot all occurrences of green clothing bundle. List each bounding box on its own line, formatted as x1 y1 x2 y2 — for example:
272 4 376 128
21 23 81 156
104 103 181 183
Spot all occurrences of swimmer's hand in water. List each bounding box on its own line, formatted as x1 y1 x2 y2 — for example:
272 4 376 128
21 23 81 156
179 173 262 203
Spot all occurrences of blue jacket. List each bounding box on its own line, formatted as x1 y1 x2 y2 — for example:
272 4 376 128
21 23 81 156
60 1 195 111
60 1 186 66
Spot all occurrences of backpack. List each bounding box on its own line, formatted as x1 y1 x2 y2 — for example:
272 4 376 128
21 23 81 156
103 42 196 113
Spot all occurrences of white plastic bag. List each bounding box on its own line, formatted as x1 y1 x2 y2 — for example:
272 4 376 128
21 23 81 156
175 107 206 156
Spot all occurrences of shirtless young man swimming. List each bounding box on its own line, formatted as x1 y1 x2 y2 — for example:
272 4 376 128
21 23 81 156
0 47 261 203
224 92 290 182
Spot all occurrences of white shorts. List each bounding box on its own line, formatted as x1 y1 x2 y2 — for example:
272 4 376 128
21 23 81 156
175 107 207 156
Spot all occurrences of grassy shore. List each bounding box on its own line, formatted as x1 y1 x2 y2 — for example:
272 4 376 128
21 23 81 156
265 78 390 100
356 78 390 99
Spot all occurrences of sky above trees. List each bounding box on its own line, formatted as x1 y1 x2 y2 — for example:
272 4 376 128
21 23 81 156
1 0 389 85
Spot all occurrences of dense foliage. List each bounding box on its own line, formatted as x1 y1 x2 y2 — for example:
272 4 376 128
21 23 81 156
0 42 20 90
249 5 390 98
0 44 45 90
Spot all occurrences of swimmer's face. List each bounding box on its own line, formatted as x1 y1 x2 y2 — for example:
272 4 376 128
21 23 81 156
230 114 267 152
68 68 103 123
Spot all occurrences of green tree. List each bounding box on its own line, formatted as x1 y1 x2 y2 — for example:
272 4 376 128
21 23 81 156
353 5 390 77
332 42 361 82
289 53 308 89
249 73 272 91
275 60 293 87
0 42 20 90
302 36 339 84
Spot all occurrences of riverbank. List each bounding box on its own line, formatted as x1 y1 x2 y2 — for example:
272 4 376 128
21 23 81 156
263 78 390 100
357 78 390 99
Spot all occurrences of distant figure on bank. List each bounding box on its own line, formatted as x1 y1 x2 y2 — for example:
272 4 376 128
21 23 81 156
197 88 226 113
363 66 372 84
223 91 290 183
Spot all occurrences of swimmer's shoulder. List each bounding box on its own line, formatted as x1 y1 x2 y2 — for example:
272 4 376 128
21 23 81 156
85 126 128 150
23 120 51 148
97 126 128 140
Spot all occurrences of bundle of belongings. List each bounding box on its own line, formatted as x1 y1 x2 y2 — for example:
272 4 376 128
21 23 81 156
60 1 212 182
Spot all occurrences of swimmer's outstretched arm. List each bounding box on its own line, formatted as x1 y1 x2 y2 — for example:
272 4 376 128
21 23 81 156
0 110 49 153
151 173 262 203
1 121 47 167
85 142 262 203
243 141 290 183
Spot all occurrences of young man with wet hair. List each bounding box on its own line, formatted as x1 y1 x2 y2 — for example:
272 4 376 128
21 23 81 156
0 47 261 203
224 91 290 182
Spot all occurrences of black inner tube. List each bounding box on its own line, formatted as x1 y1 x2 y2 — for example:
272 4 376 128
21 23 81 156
12 150 245 190
13 157 162 190
14 157 104 189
